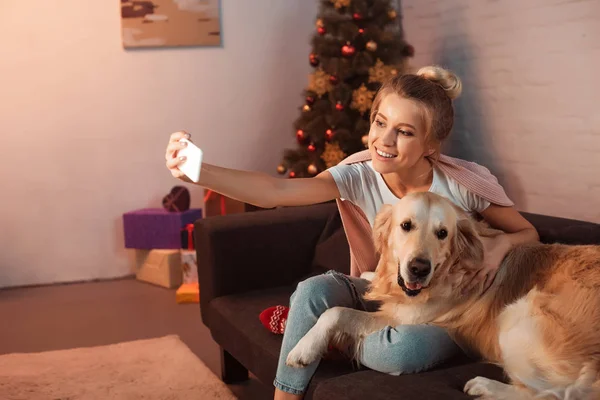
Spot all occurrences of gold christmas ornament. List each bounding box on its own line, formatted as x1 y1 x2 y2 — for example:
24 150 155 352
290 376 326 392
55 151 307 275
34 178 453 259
366 40 378 52
362 134 369 147
303 104 311 112
351 83 375 115
277 164 287 174
321 142 346 168
307 164 318 175
316 18 324 28
369 59 396 84
331 0 351 9
388 9 397 19
308 69 333 97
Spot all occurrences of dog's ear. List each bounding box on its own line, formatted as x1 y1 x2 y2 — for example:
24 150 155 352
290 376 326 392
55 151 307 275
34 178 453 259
454 217 484 266
373 204 393 255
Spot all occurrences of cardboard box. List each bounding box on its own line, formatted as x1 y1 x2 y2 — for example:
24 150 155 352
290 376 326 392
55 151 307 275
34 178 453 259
135 249 182 289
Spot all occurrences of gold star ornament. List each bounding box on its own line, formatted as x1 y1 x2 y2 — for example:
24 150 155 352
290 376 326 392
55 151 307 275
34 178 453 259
308 69 333 97
351 84 376 115
321 142 347 168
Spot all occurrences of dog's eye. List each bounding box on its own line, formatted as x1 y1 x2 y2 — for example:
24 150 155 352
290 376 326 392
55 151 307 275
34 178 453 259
401 221 412 231
437 229 448 240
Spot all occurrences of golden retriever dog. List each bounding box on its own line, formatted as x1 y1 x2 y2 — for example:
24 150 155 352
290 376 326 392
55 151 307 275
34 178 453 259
286 192 600 400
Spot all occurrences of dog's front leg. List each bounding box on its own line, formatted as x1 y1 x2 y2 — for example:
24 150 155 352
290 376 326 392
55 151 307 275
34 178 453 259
286 307 389 368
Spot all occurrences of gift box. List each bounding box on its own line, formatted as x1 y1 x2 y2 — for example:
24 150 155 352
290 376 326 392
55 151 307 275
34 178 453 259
123 208 202 249
204 189 246 217
181 249 198 284
135 249 182 289
180 224 195 250
176 283 199 304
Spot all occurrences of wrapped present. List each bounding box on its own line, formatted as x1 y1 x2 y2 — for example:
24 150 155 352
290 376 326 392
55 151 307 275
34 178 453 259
180 223 195 250
204 189 246 217
134 249 182 289
181 248 198 284
123 208 202 249
176 283 199 304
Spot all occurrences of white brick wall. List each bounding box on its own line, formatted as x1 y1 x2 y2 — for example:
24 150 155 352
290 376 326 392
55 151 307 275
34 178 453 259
402 0 600 223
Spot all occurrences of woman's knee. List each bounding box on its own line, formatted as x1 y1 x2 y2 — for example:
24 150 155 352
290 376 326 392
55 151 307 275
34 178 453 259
360 325 460 375
290 273 356 312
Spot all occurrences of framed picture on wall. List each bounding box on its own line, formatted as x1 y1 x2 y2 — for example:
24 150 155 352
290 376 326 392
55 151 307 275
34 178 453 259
121 0 221 48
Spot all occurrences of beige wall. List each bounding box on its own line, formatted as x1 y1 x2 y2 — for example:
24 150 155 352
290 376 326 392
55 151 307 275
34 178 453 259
0 1 317 288
403 0 600 223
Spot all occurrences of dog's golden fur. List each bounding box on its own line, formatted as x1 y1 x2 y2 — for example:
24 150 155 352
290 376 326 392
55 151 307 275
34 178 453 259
286 192 600 399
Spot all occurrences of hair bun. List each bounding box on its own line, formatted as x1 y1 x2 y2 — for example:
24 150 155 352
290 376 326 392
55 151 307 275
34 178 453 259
417 66 462 100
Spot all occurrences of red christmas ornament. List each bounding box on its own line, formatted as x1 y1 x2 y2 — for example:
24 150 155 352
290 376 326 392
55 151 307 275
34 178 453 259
335 101 344 111
289 171 296 178
308 143 316 152
358 28 365 35
296 129 306 141
309 53 319 67
329 75 339 85
325 129 334 140
341 42 356 57
317 26 326 35
353 12 363 21
306 96 315 105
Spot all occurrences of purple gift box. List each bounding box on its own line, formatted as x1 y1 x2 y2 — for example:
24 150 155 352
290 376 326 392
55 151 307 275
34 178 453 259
123 208 203 249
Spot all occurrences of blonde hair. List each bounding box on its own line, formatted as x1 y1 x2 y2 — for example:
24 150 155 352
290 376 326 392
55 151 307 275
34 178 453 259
369 65 462 158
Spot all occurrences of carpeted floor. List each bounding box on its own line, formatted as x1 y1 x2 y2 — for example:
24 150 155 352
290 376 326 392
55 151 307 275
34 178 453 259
0 335 236 399
0 278 272 400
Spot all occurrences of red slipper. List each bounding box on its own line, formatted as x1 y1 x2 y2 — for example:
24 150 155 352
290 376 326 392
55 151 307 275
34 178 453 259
259 305 289 334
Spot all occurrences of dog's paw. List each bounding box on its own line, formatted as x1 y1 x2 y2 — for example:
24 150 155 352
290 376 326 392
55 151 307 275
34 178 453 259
564 385 598 400
286 337 325 368
464 376 507 398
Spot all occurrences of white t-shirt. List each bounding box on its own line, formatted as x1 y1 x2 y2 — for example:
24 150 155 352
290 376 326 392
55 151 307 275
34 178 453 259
328 161 490 228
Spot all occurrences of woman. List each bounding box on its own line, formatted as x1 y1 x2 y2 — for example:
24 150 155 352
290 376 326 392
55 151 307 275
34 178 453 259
165 66 539 400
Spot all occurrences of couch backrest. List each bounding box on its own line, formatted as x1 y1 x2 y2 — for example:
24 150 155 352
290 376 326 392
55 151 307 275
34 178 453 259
311 209 350 275
522 212 600 245
310 210 600 276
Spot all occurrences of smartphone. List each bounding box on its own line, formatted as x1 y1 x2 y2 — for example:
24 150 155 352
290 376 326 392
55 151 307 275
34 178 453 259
177 138 203 183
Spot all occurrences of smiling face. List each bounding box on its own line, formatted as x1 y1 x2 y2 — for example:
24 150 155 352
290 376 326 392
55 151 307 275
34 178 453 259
367 93 432 175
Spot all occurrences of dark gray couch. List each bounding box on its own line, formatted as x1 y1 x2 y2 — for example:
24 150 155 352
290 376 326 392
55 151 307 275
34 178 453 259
194 202 600 399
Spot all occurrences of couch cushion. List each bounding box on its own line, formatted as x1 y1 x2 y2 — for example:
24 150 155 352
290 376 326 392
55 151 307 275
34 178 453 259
312 361 506 400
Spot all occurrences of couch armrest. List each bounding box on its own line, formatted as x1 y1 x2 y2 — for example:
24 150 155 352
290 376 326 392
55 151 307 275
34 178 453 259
195 202 339 326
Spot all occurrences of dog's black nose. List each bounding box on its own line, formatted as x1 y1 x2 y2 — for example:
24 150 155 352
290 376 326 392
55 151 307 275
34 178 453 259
408 258 431 278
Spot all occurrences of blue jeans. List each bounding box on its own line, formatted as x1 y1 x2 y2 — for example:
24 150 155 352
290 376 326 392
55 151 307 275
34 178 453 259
273 271 462 395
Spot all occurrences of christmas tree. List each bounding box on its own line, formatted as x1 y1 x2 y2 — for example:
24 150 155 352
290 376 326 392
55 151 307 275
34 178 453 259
277 0 414 178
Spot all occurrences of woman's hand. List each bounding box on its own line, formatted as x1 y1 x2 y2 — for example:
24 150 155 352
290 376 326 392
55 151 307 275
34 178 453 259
165 131 192 182
462 234 511 295
460 204 540 295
